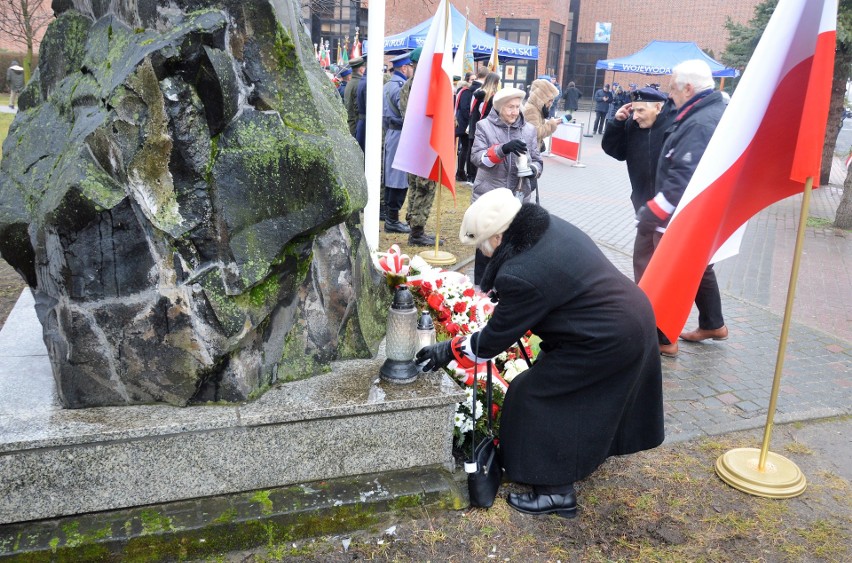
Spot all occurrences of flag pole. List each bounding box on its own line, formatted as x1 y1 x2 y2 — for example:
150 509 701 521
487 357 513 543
714 177 812 499
419 154 457 266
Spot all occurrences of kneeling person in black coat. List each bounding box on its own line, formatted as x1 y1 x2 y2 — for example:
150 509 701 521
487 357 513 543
417 188 665 518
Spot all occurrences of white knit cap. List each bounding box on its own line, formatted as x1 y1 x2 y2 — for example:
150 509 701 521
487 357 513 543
492 87 526 111
459 188 522 246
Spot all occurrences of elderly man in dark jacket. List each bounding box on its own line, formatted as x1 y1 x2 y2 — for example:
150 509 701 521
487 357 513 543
417 188 665 518
602 88 675 280
603 87 678 356
635 59 728 347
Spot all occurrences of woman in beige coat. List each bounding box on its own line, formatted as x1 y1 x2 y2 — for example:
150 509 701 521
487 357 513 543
523 79 560 151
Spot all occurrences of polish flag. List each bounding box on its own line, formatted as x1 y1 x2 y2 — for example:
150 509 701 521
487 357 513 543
393 0 456 195
551 123 583 161
639 0 837 342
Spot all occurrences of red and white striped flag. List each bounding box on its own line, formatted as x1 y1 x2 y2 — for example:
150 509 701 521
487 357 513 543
639 0 837 342
393 0 456 194
551 123 583 161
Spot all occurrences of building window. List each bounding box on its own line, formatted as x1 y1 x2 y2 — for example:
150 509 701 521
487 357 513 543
546 32 561 77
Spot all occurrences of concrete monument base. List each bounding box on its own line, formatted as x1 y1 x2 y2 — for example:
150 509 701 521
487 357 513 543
0 289 466 553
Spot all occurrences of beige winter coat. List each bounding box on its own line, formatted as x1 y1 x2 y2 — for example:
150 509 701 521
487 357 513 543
523 79 560 144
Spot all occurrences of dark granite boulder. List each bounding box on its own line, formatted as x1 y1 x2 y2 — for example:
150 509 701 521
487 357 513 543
0 0 385 408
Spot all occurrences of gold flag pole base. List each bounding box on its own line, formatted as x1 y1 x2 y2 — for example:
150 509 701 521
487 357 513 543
419 249 457 265
715 448 807 499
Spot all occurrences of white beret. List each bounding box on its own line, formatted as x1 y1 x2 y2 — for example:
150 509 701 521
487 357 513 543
492 87 526 111
459 188 522 246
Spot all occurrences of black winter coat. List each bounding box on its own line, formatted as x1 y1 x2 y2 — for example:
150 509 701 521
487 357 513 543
473 204 665 485
455 80 480 136
602 101 676 211
655 90 725 221
468 89 492 138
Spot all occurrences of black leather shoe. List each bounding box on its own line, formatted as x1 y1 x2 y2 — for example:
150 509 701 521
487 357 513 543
384 219 411 233
507 491 577 519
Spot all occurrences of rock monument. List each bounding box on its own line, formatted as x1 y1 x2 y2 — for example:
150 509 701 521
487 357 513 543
0 0 386 408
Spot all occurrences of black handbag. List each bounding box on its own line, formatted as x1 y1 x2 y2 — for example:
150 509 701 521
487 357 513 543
464 340 534 508
465 359 502 508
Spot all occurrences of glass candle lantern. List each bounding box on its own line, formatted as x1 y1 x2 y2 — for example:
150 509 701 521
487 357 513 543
379 285 420 384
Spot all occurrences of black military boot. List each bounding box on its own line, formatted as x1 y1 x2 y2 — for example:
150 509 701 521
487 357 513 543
408 227 443 247
379 202 387 222
384 210 411 233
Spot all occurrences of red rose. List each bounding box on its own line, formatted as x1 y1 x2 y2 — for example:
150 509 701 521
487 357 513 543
462 288 475 297
422 281 433 292
445 322 460 335
453 301 467 314
491 403 500 418
427 293 444 309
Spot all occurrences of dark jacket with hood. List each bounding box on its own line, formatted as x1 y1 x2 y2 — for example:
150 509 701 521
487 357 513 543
602 99 676 211
654 90 725 225
471 204 665 485
6 61 24 91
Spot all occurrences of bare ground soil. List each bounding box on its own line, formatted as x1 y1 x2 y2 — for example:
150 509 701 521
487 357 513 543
0 258 25 328
205 417 851 562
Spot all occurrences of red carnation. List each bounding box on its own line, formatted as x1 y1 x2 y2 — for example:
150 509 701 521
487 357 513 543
427 292 444 309
445 322 460 335
453 301 467 314
422 281 433 292
462 288 475 297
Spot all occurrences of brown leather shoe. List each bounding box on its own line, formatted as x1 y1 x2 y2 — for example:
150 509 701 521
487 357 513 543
680 325 729 342
659 341 679 357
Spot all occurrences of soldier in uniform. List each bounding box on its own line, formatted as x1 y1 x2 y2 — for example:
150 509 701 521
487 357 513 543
344 56 365 141
399 47 443 246
382 52 414 233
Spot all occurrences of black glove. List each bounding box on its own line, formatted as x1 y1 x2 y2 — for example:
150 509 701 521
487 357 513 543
501 139 527 156
636 203 669 235
415 340 454 372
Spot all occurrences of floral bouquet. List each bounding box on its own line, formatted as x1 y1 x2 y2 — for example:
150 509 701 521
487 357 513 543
372 247 538 452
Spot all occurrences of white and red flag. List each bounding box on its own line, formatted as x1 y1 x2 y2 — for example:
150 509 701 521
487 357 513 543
393 0 457 195
639 0 837 342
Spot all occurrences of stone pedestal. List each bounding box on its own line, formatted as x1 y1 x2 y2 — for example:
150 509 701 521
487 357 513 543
0 290 465 525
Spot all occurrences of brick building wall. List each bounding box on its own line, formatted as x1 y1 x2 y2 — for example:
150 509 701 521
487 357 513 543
574 0 761 94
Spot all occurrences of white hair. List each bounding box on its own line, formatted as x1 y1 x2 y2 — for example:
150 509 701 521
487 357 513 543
671 60 715 92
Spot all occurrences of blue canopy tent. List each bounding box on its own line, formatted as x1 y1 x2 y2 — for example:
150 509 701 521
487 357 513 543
363 4 538 62
596 41 739 78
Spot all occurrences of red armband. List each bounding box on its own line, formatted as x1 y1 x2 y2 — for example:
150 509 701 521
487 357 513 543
646 198 670 220
450 336 475 369
486 145 503 164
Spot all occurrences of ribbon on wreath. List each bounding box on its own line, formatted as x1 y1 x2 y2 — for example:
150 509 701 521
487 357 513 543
376 244 410 287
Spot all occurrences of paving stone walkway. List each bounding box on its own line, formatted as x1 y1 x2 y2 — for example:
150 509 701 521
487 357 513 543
464 110 851 444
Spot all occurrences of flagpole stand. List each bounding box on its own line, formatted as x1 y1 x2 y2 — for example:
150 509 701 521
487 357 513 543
420 165 456 266
714 177 814 500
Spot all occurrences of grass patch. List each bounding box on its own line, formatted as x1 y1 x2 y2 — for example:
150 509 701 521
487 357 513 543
0 111 15 162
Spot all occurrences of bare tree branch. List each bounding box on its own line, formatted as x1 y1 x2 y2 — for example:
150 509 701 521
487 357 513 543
0 0 53 51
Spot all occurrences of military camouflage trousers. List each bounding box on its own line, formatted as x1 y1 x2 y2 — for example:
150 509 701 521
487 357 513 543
405 174 437 229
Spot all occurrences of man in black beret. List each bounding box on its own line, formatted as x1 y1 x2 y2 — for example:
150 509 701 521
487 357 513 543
602 86 677 355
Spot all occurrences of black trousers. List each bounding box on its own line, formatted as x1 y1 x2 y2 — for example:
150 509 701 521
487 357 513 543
385 187 408 214
456 134 471 178
633 230 725 335
593 111 607 134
